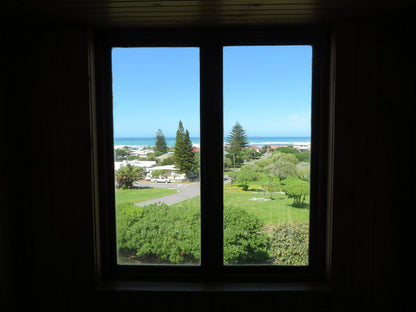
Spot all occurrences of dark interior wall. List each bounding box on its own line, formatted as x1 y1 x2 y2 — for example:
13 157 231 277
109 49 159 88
330 21 414 311
0 19 413 311
0 25 97 311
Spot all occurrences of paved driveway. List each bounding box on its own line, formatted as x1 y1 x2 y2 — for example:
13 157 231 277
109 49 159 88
132 181 200 206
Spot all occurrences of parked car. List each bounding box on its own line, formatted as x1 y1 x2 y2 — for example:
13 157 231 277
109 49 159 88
151 177 171 183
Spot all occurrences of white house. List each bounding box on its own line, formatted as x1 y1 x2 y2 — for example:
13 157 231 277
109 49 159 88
293 142 311 151
114 160 157 171
146 165 188 182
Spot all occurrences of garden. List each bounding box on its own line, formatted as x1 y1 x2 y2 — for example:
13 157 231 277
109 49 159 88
115 149 310 266
114 124 311 266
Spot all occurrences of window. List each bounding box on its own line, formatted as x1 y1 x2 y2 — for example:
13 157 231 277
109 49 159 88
94 29 329 281
223 45 312 266
112 47 201 266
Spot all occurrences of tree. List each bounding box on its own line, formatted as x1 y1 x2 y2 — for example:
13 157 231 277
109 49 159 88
235 164 260 191
263 152 298 187
174 121 196 179
281 177 310 207
224 157 233 170
261 179 279 200
116 164 144 189
274 146 310 162
114 148 128 161
227 122 248 167
296 162 310 181
154 129 168 154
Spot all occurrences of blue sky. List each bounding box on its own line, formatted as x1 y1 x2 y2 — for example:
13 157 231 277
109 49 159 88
112 46 311 138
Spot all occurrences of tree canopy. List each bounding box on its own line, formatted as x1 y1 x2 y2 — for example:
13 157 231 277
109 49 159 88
116 164 144 189
281 177 310 207
154 129 168 154
227 121 248 155
174 121 196 179
226 122 249 167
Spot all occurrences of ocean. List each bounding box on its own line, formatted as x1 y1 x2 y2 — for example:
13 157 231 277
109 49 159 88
114 137 311 149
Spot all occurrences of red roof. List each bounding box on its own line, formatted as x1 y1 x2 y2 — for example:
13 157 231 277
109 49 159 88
250 146 260 151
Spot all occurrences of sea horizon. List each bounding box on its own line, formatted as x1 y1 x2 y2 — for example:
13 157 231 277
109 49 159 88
114 136 311 148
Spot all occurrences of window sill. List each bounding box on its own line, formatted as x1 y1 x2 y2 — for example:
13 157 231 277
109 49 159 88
94 280 331 293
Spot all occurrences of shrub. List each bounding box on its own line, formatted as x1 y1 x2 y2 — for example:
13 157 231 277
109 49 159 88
281 177 309 207
115 164 144 189
151 169 166 178
117 203 270 264
116 202 144 254
116 202 200 264
270 222 309 265
235 164 261 191
224 206 270 264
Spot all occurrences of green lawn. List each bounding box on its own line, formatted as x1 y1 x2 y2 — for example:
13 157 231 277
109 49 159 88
170 186 309 226
115 187 177 205
115 185 309 226
224 186 309 225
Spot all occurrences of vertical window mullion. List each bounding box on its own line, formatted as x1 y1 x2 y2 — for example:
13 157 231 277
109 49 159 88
200 43 223 276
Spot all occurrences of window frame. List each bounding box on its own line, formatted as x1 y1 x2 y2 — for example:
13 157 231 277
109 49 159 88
93 27 331 283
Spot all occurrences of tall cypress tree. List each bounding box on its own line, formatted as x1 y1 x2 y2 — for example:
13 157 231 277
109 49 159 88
227 122 249 167
155 129 168 154
174 121 195 179
227 121 248 154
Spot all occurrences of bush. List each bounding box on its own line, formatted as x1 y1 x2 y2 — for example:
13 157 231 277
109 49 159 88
117 203 270 264
117 202 200 264
273 146 310 162
151 169 166 178
116 203 144 254
116 164 145 189
281 177 309 207
224 206 270 264
159 157 174 166
234 164 261 191
270 222 309 265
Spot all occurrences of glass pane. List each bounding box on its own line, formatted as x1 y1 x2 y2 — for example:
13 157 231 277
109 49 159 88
112 47 200 265
223 46 312 265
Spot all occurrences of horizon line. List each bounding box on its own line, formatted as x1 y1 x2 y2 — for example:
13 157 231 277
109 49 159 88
114 135 311 139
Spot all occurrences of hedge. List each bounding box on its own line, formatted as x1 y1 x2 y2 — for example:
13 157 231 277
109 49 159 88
116 203 270 264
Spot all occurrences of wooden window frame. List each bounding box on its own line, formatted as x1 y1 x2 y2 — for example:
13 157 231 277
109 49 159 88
93 27 331 284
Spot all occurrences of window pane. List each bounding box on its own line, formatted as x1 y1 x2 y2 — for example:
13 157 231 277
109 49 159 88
223 46 312 265
112 47 200 265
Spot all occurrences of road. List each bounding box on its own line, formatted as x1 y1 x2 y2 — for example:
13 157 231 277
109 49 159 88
133 181 200 206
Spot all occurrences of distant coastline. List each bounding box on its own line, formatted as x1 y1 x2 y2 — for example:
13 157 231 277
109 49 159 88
114 136 311 149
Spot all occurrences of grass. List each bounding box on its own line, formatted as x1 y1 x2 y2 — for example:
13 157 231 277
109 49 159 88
115 187 177 205
115 184 309 226
224 186 309 225
171 186 309 226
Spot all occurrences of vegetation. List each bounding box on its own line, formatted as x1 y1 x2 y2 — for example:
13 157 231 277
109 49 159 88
117 202 200 264
151 169 166 178
117 201 270 264
115 181 310 265
174 121 196 179
224 187 309 225
114 121 312 265
281 177 310 207
115 147 129 161
159 156 174 166
226 122 249 167
115 164 145 189
274 146 310 162
271 222 309 265
154 129 168 154
115 188 177 205
234 164 261 191
224 206 270 264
